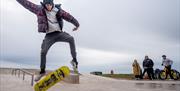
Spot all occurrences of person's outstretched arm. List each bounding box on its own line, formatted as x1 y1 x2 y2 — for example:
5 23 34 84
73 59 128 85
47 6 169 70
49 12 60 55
57 9 80 31
16 0 40 14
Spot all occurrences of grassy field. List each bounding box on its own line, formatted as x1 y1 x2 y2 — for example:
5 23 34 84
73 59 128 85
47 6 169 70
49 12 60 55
101 74 134 80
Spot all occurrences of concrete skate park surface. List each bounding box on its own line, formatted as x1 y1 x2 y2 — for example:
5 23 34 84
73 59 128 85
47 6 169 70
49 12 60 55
0 68 180 91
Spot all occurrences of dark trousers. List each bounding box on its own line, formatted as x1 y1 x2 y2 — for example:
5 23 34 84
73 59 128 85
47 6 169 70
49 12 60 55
40 31 76 70
135 75 142 79
165 65 174 79
142 69 147 78
142 68 155 80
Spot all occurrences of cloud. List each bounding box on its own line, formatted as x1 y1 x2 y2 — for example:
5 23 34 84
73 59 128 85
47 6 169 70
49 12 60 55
0 0 180 73
78 47 135 66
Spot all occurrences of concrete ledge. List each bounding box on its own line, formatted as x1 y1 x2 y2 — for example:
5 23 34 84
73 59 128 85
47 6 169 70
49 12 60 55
64 73 80 84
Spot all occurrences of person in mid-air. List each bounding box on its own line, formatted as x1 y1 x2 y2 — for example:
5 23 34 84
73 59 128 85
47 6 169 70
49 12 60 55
16 0 80 81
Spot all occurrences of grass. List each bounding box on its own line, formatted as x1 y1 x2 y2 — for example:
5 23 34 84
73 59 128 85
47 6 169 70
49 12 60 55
101 74 134 80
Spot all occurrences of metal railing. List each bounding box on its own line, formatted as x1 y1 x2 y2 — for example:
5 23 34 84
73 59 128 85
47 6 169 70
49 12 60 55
12 68 35 86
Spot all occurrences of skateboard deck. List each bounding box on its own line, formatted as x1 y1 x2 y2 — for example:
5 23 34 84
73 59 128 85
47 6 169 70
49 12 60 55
34 66 70 91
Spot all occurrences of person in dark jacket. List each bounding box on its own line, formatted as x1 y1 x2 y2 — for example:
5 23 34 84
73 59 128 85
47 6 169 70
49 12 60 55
142 55 155 80
16 0 80 81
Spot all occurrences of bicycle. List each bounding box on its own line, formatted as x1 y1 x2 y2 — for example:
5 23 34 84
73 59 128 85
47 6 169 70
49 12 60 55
159 66 180 80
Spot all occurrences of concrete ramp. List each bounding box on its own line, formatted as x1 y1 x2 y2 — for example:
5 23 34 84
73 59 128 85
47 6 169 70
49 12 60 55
49 74 180 91
0 73 180 91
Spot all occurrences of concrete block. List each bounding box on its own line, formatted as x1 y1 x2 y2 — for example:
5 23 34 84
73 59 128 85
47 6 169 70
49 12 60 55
64 73 79 84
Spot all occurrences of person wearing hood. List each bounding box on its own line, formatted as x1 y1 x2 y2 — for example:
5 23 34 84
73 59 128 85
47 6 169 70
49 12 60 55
16 0 80 81
132 59 142 80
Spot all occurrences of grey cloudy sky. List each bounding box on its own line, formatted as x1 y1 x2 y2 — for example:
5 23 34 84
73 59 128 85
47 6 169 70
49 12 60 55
0 0 180 73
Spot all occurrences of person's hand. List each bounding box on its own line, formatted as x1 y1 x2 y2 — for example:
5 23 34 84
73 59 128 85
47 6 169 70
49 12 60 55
73 27 79 31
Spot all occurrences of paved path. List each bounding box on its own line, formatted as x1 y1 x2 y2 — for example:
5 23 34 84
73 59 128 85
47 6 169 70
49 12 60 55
0 74 180 91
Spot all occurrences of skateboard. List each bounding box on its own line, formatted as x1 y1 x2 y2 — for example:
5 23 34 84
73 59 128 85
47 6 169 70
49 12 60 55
34 66 70 91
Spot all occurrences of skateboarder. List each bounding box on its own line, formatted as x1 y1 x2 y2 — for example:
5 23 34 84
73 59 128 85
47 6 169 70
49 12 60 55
16 0 80 81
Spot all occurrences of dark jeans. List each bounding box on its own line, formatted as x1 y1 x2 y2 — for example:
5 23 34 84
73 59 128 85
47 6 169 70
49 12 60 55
142 68 155 80
165 65 174 79
40 31 76 70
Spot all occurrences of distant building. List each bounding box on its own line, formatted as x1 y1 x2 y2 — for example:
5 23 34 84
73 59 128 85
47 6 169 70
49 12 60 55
90 71 103 75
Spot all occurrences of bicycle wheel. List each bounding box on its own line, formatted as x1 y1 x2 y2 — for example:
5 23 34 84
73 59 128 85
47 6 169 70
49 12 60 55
159 70 166 80
171 70 180 80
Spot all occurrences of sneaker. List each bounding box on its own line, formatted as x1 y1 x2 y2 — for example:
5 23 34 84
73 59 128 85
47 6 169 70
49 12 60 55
169 79 174 81
135 78 138 80
35 72 46 82
71 58 78 68
71 61 76 68
71 59 78 74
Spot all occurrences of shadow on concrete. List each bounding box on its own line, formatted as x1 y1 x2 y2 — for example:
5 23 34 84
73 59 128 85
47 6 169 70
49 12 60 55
135 82 180 90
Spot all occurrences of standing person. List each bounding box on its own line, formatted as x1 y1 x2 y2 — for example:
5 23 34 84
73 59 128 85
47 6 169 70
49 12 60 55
142 56 148 79
132 59 142 80
161 55 174 79
142 55 155 80
16 0 80 81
